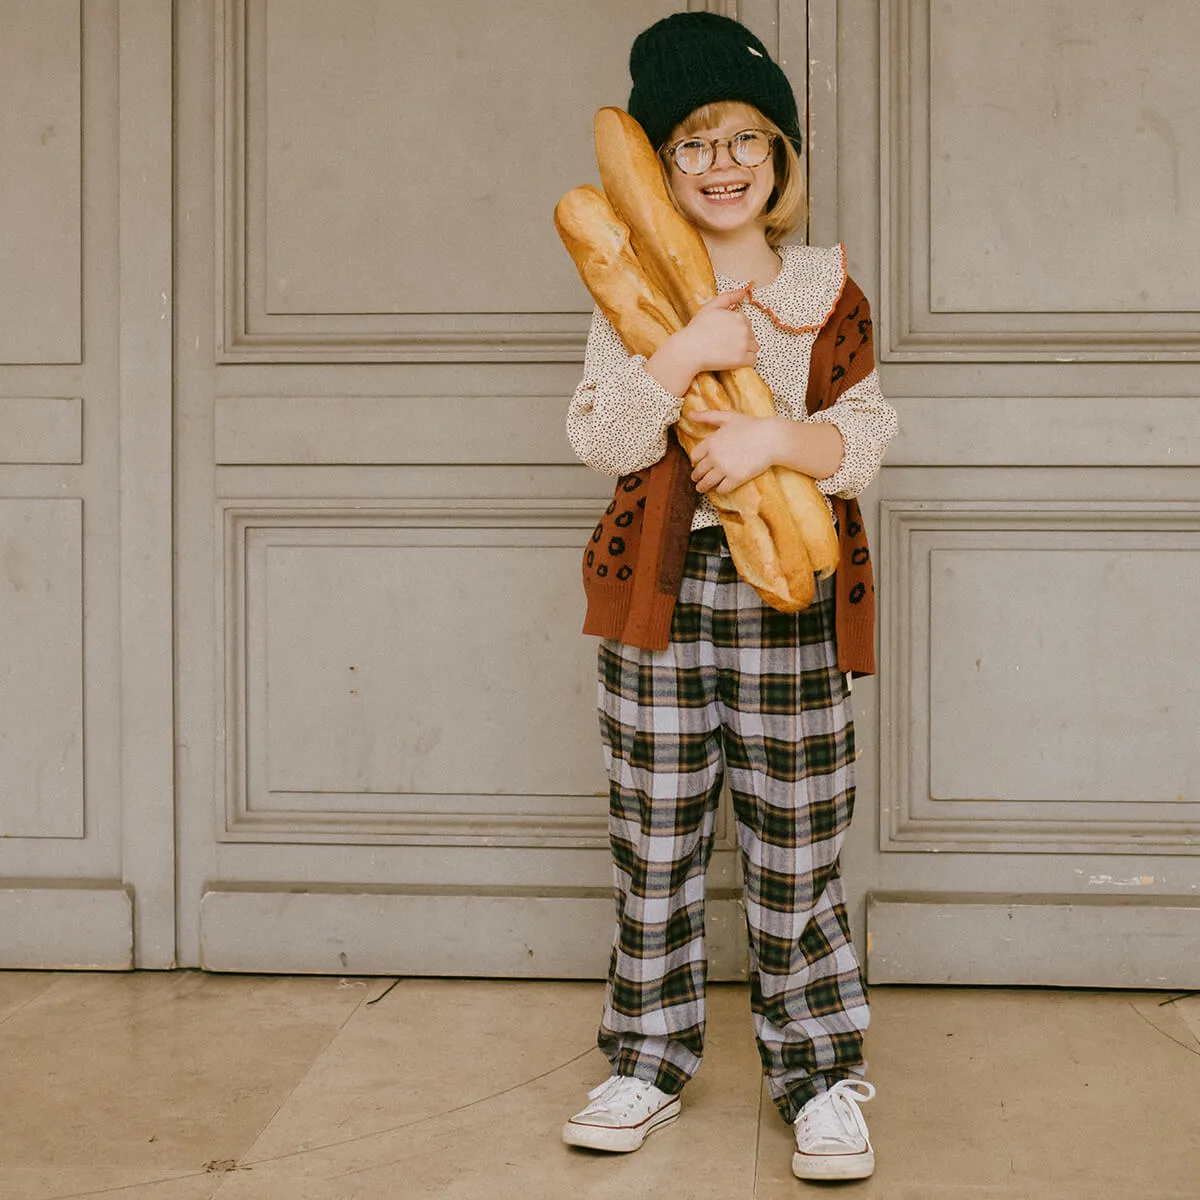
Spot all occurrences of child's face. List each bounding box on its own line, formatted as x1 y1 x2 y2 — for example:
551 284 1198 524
663 105 776 240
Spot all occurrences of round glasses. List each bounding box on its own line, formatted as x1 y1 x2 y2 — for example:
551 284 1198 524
660 128 779 176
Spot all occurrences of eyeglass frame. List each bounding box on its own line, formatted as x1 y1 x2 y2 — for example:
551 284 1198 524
658 128 780 176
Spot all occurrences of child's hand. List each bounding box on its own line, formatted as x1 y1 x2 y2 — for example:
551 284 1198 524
644 288 756 397
679 288 758 374
688 410 781 494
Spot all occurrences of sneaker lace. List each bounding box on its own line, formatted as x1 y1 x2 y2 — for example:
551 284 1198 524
797 1079 875 1147
585 1075 655 1117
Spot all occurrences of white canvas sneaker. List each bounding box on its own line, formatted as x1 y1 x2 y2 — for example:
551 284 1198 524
791 1079 876 1180
562 1075 681 1152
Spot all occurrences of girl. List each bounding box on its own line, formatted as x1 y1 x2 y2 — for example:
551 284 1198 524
560 12 897 1183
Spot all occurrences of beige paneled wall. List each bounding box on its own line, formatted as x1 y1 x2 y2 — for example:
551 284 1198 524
927 0 1198 315
882 0 1200 357
0 0 91 898
218 0 685 360
879 499 1200 851
259 0 615 317
222 504 608 844
4 0 1194 984
850 0 1200 985
181 0 777 974
0 501 83 838
0 397 82 463
0 0 81 364
0 0 175 968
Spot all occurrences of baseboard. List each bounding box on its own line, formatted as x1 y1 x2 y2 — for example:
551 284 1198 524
199 884 750 980
867 891 1200 988
0 880 134 969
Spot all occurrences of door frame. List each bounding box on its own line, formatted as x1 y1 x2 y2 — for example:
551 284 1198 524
118 0 176 967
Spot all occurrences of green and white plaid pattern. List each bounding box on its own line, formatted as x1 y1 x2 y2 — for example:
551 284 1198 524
595 533 869 1122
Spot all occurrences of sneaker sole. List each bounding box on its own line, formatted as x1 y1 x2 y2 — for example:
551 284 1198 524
561 1097 681 1153
791 1147 875 1180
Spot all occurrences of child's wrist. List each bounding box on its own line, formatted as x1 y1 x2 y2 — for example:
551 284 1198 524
647 330 703 396
667 326 706 375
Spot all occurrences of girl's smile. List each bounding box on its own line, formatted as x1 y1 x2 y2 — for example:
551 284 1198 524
697 180 751 202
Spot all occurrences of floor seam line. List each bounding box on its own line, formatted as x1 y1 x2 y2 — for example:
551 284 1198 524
1126 997 1200 1058
0 984 57 1030
207 979 376 1192
235 1041 600 1171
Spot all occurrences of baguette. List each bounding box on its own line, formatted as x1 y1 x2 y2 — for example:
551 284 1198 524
555 185 814 610
592 106 840 580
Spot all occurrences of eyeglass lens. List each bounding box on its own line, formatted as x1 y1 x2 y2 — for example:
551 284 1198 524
671 130 773 175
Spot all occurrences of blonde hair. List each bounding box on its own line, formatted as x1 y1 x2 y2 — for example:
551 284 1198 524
666 101 807 247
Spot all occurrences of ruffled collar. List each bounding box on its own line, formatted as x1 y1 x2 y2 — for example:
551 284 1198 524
715 242 847 334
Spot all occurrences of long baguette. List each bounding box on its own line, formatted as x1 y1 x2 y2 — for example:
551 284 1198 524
593 106 840 580
555 185 814 609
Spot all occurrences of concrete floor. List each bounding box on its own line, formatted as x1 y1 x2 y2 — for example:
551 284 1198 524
2 972 1198 1199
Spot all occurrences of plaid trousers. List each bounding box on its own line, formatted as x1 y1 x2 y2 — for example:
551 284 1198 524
596 529 869 1122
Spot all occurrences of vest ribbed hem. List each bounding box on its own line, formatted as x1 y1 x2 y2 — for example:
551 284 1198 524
837 612 876 677
581 582 676 651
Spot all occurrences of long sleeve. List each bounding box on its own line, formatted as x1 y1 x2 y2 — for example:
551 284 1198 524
809 368 898 499
566 307 685 476
801 279 897 500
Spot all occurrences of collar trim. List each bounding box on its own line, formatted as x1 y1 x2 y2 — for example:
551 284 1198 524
717 243 847 334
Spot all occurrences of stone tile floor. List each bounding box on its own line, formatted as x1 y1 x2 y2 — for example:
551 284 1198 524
2 971 1198 1199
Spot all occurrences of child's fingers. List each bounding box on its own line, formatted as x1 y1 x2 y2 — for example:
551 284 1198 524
711 285 752 309
696 286 751 316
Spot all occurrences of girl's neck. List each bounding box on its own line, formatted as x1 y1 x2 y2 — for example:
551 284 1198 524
702 225 782 288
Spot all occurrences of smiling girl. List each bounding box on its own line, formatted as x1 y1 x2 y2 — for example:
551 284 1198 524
561 12 897 1183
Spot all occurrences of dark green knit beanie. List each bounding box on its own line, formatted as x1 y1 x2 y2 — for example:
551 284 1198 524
627 11 802 153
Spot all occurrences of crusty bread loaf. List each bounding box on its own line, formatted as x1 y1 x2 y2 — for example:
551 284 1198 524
593 108 716 324
553 109 840 611
553 185 683 351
